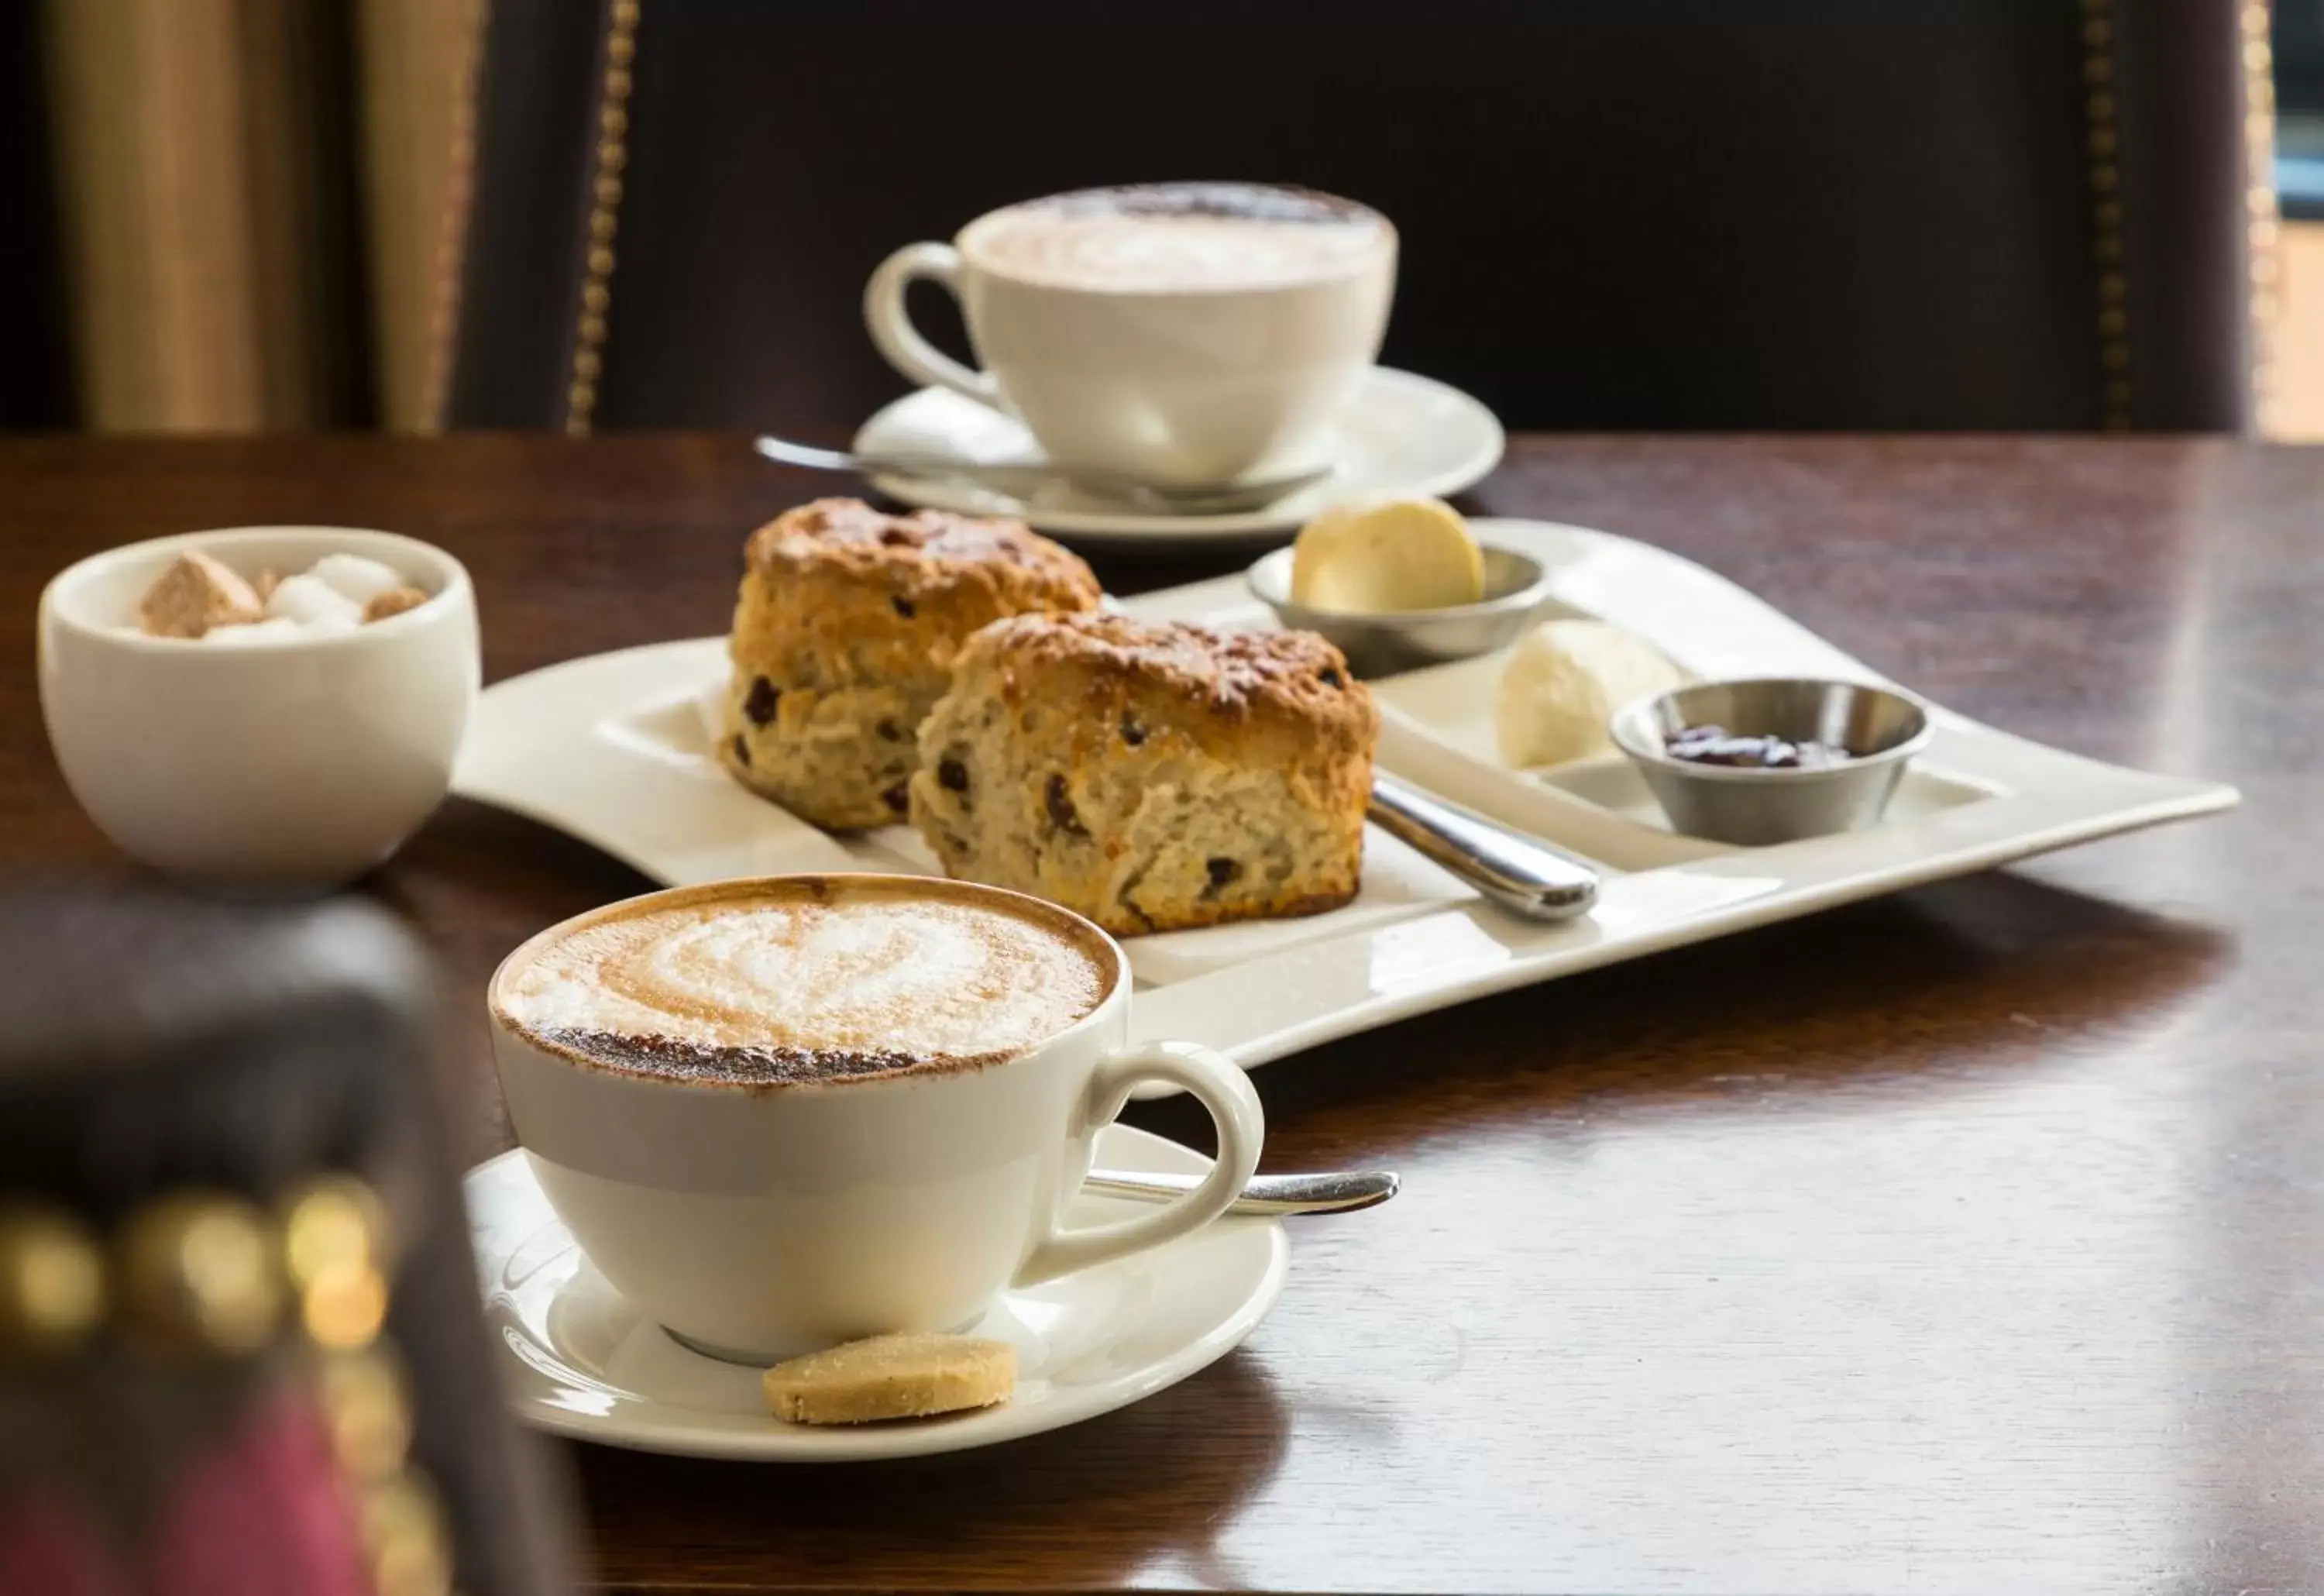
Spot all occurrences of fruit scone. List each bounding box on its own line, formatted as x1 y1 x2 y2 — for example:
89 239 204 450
909 611 1377 934
720 499 1101 828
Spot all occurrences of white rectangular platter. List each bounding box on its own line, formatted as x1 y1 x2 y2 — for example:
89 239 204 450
450 518 2236 1069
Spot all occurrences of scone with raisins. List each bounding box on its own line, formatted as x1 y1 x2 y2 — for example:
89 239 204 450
909 612 1376 934
719 499 1101 828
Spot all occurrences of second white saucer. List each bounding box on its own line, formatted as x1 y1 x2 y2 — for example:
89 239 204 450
469 1125 1288 1461
851 366 1504 545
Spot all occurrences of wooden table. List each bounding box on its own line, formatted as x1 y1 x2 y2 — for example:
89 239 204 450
4 435 2315 1594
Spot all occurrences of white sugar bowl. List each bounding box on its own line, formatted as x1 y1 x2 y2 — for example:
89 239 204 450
38 525 480 893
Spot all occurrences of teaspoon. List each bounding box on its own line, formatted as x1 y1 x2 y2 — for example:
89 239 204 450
754 433 1333 516
1085 1167 1399 1216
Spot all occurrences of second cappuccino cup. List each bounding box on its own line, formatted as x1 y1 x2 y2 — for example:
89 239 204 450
487 874 1265 1362
865 181 1397 490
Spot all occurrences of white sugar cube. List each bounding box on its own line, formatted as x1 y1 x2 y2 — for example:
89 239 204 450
309 552 406 605
199 617 305 645
266 573 364 628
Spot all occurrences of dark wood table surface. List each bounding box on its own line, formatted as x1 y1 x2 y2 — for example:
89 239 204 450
5 434 2318 1594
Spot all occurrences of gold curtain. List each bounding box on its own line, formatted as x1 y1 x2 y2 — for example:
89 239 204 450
40 0 479 432
352 0 480 432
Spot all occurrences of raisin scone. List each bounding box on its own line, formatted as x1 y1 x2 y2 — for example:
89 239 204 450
719 499 1101 828
909 612 1377 935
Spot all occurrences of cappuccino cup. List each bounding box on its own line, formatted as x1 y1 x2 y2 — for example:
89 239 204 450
865 181 1397 489
487 874 1263 1362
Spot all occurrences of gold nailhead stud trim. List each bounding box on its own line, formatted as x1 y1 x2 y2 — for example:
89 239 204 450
118 1193 284 1357
565 0 642 434
364 1473 457 1596
0 1208 105 1359
290 1178 460 1592
318 1347 416 1481
2240 0 2281 430
281 1176 388 1284
282 1176 392 1351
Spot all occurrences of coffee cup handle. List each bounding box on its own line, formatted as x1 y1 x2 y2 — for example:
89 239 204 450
1012 1040 1265 1287
863 242 1005 410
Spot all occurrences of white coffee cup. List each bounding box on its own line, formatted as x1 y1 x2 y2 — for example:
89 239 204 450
486 875 1265 1362
38 526 479 893
865 181 1397 489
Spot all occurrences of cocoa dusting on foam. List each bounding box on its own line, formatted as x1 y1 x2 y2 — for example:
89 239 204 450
1029 182 1371 226
525 1028 1009 1088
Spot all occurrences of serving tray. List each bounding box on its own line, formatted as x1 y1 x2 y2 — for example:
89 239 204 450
450 519 2236 1068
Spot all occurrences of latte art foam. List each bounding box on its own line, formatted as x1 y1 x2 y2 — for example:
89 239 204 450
499 887 1109 1085
964 182 1391 294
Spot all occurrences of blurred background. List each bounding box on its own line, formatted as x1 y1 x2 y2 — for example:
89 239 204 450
0 0 2315 437
0 0 476 433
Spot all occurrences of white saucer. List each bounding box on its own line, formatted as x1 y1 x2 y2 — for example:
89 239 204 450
851 366 1504 545
467 1126 1288 1460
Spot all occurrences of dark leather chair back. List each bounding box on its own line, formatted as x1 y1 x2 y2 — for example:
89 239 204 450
447 0 2268 435
0 885 574 1596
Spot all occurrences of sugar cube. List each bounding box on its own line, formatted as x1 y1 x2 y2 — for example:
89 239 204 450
310 552 406 606
138 552 263 638
266 573 364 628
199 617 305 645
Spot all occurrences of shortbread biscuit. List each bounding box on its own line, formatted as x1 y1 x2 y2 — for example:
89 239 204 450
720 499 1101 829
761 1331 1016 1424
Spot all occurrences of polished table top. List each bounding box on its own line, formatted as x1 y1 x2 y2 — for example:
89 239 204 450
3 435 2315 1594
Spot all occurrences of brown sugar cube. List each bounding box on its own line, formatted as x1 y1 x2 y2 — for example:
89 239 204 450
361 585 430 624
761 1332 1016 1424
137 551 263 638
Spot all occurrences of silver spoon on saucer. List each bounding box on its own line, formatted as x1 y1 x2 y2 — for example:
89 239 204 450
754 433 1333 516
1086 1166 1399 1216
